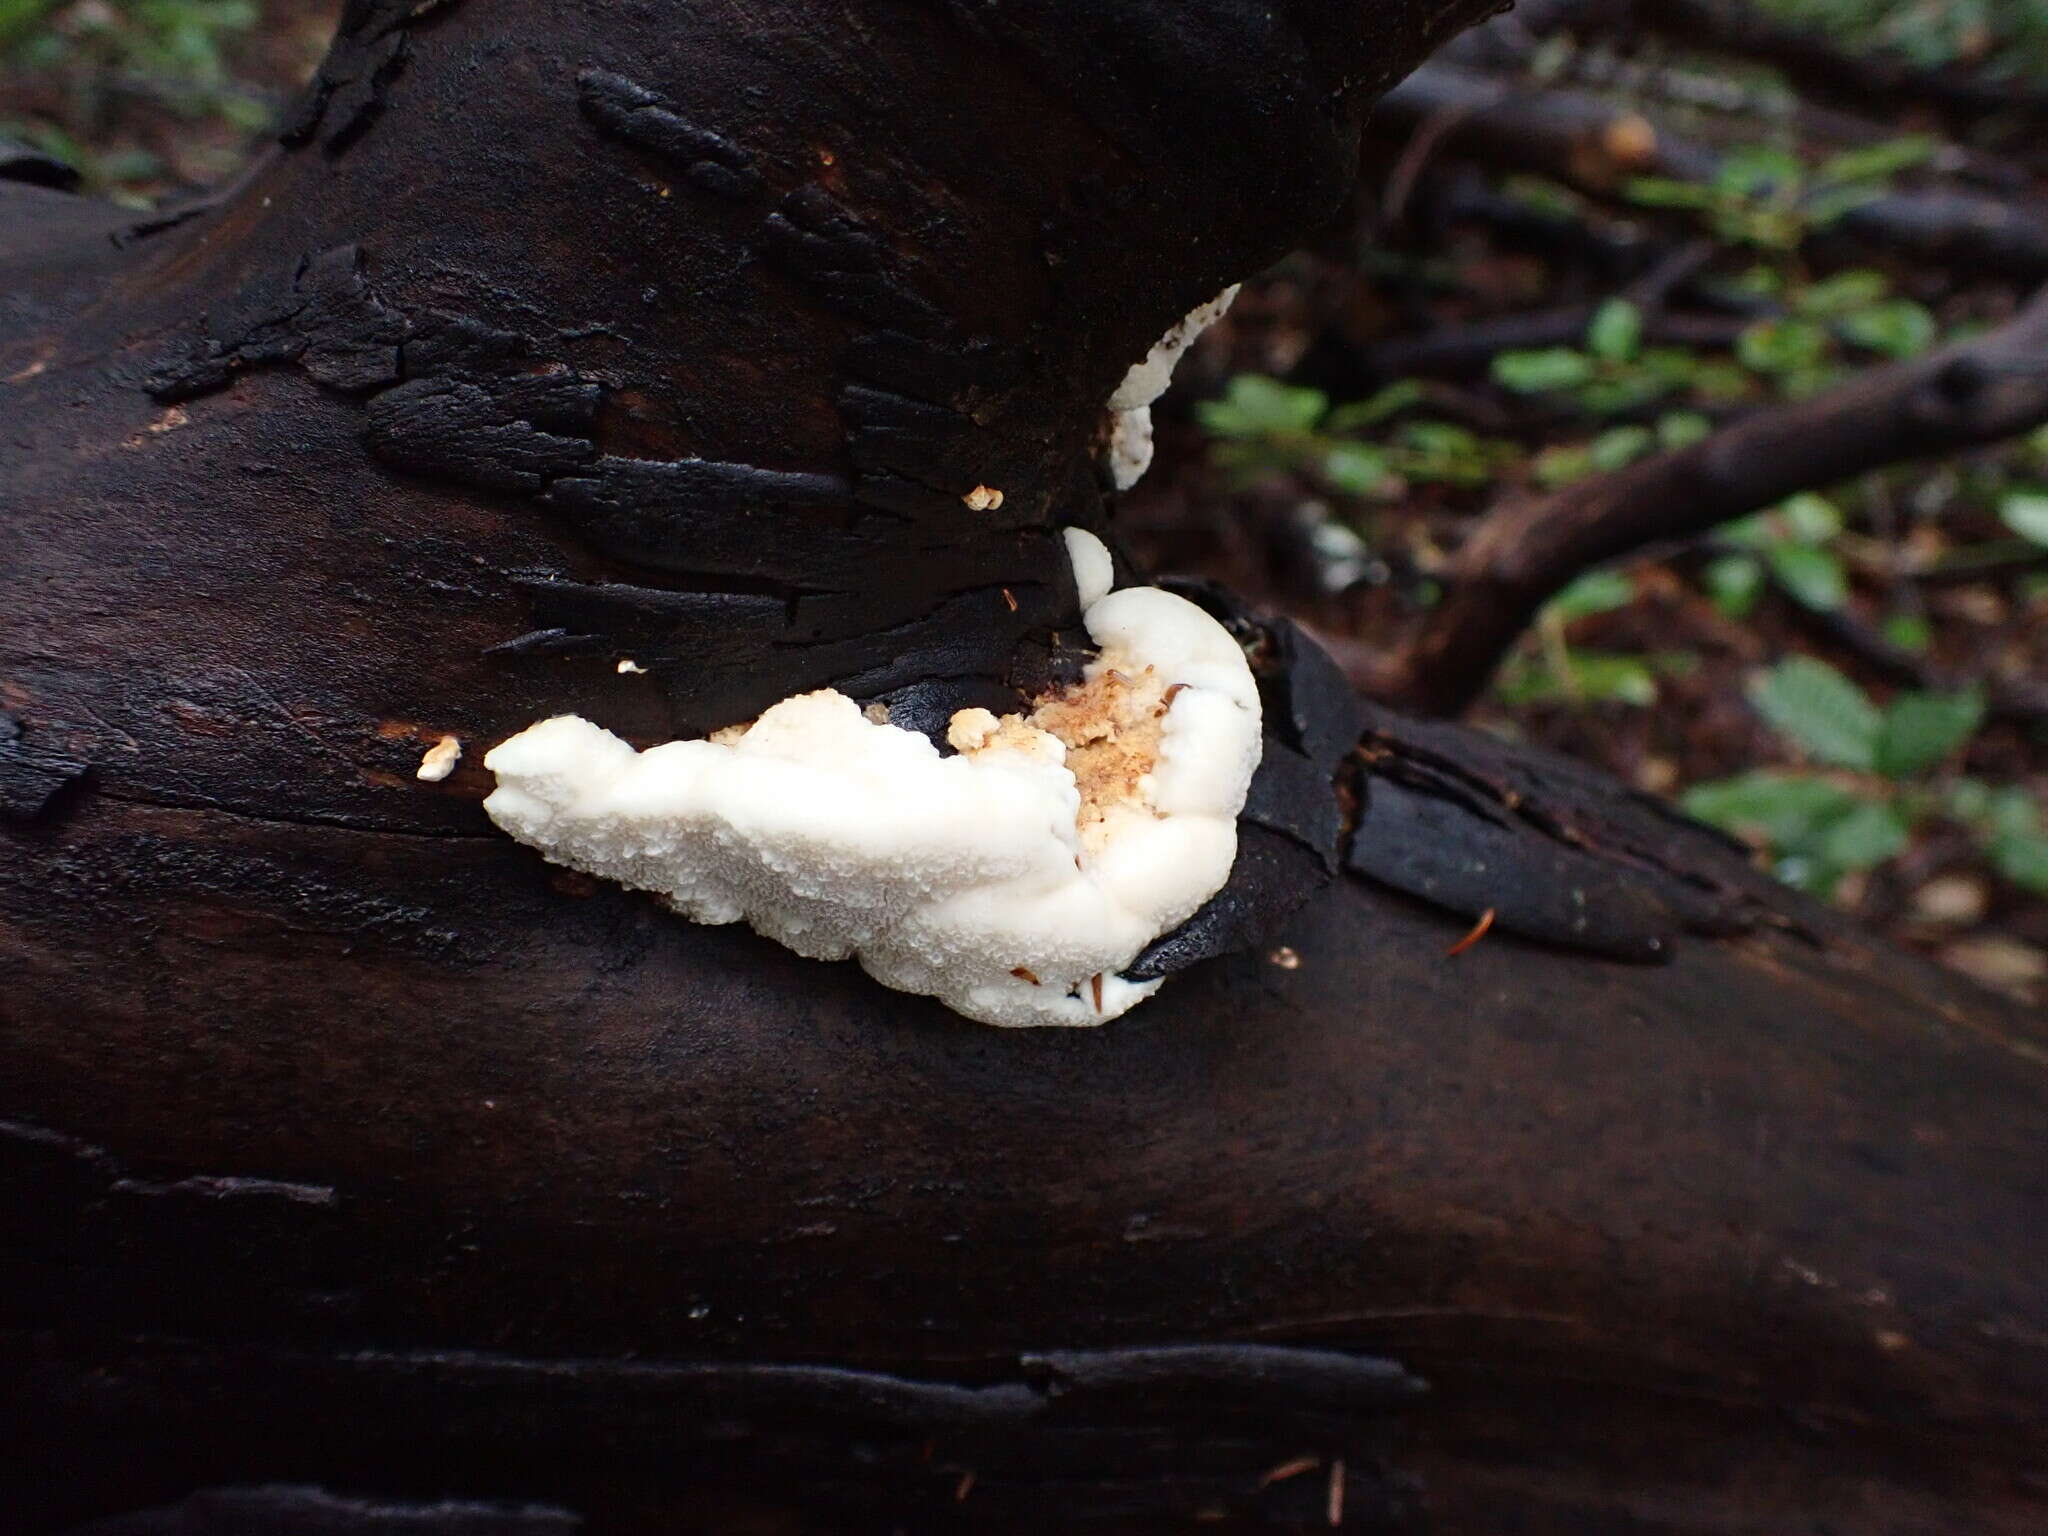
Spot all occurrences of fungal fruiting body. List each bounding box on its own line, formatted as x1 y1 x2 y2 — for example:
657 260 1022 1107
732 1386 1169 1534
416 734 462 781
1104 285 1238 491
483 530 1262 1027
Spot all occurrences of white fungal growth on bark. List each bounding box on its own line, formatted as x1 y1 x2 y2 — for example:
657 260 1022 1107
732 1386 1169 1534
483 529 1262 1027
1103 285 1238 491
416 734 462 781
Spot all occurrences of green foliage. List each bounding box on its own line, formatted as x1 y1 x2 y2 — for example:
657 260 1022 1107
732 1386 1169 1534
1755 0 2048 80
1999 489 2048 546
1882 612 1933 653
1492 306 1718 419
1197 376 1327 439
1688 657 2037 898
1198 375 1519 498
1624 133 1936 253
1497 650 1675 708
1 0 267 198
1710 492 1850 615
1492 347 1597 394
1765 541 1849 610
1547 569 1635 622
1875 688 1986 778
1747 655 1883 769
1586 298 1643 363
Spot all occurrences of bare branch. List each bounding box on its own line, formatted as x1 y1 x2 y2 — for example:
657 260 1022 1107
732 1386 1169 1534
1367 284 2048 717
1372 63 2048 282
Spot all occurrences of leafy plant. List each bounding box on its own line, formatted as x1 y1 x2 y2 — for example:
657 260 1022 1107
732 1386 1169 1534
1624 136 1938 253
1198 375 1520 497
1495 569 1696 709
1492 298 1721 418
1 0 268 199
1684 656 2046 899
1756 0 2048 81
1704 491 1850 616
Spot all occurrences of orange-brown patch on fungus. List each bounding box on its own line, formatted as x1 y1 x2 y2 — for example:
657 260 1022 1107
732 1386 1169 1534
1029 662 1170 852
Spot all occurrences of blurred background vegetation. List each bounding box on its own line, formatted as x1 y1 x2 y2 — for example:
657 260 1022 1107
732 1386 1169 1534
3 0 2044 1002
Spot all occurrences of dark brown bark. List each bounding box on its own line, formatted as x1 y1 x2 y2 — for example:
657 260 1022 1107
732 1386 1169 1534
3 4 2045 1534
1372 283 2048 718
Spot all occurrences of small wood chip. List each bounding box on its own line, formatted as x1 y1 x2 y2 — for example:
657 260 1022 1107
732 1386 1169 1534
954 1470 975 1502
1444 907 1495 958
616 658 646 674
1259 1455 1318 1486
1268 946 1300 970
415 735 461 782
1002 587 1018 611
963 484 1004 511
1160 682 1187 708
1327 1458 1345 1526
1090 973 1104 1012
1011 966 1041 985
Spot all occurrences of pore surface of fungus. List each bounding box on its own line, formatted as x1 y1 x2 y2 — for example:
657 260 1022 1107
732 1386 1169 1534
483 531 1262 1026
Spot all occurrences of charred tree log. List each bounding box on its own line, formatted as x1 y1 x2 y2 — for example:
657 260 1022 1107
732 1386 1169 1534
2 3 2045 1534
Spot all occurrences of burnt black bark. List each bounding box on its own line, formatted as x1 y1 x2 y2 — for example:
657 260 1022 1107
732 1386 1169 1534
3 3 2045 1533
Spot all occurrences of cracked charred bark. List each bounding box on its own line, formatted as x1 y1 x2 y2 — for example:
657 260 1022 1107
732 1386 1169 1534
1 2 2044 1533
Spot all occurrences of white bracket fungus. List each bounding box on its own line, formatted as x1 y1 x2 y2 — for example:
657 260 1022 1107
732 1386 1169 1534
483 529 1262 1027
1104 285 1238 491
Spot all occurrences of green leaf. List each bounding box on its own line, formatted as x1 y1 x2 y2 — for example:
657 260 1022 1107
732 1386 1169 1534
1816 799 1911 870
1730 263 1785 300
1499 175 1586 219
1575 373 1677 416
1874 688 1985 778
1983 786 2044 841
1639 348 1705 386
1322 442 1393 497
1815 135 1938 188
1999 489 2048 546
1547 569 1635 622
1738 318 1830 376
1693 359 1758 401
1570 653 1661 706
1837 299 1937 359
1624 176 1717 211
1532 444 1596 488
1682 770 1861 847
1587 298 1643 363
1497 650 1661 708
1943 779 2039 838
1717 144 1803 199
1657 410 1713 450
1492 347 1597 394
1704 554 1763 617
1747 656 1881 769
1882 612 1932 653
1589 425 1655 472
1395 420 1482 455
1196 375 1327 439
1766 543 1849 611
1988 832 2048 895
1795 269 1889 318
1325 379 1426 433
1778 491 1845 543
1803 182 1887 228
1392 419 1502 486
